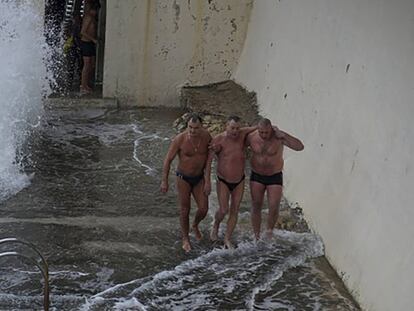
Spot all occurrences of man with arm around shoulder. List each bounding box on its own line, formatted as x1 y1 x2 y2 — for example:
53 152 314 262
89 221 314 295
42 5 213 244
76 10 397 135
246 118 304 240
204 116 257 248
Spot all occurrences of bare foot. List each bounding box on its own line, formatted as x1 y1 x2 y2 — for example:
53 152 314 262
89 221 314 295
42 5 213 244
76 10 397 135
265 230 273 240
210 225 219 241
192 224 203 241
80 86 93 95
182 240 191 253
224 239 235 249
252 232 262 244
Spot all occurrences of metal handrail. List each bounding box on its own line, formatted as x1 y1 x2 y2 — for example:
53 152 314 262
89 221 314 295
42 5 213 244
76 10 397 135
0 238 49 311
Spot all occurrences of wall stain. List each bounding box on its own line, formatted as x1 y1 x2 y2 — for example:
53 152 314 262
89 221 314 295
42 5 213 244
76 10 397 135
172 0 180 33
346 63 350 73
230 18 237 35
350 148 359 173
209 0 220 13
202 16 210 31
141 0 153 104
189 0 206 81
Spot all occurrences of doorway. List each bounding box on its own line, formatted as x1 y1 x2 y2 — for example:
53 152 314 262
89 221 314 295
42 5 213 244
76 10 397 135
45 0 106 96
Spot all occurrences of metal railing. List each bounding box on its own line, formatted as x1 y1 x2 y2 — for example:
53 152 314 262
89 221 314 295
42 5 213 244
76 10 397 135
0 238 49 311
63 0 84 31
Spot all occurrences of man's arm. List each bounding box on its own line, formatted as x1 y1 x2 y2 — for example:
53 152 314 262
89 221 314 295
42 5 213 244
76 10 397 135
278 130 304 151
204 136 221 195
80 15 97 43
240 126 258 138
245 131 255 148
203 150 215 196
160 135 181 193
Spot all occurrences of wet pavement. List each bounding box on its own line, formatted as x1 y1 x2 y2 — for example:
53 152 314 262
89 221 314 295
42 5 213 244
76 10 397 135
0 106 360 310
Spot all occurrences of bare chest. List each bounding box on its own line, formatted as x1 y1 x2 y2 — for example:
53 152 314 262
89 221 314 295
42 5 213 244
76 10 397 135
251 139 283 156
219 137 245 156
181 139 208 157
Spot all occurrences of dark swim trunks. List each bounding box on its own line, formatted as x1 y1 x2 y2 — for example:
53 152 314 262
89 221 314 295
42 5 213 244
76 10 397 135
80 40 96 57
176 171 204 189
217 175 245 192
250 171 283 186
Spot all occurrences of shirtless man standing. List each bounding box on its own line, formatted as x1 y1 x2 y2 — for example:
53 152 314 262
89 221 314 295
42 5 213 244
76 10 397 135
247 118 304 240
79 3 99 93
161 114 212 252
204 116 256 248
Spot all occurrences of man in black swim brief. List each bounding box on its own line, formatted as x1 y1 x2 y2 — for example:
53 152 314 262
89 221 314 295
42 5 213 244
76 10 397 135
250 171 282 186
80 40 96 57
217 175 246 192
247 118 304 240
176 171 204 189
79 3 99 93
161 114 212 253
204 116 257 248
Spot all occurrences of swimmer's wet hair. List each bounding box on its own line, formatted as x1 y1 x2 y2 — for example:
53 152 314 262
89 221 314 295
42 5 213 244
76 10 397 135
187 113 203 123
227 115 241 123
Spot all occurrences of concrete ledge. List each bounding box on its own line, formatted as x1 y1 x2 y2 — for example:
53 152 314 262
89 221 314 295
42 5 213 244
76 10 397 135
44 97 118 109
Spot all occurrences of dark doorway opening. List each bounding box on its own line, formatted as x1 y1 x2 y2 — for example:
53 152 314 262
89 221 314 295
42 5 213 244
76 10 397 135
45 0 105 97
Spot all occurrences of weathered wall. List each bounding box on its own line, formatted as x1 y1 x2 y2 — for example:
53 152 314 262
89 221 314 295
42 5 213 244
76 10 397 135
35 0 44 15
103 0 252 106
234 1 414 310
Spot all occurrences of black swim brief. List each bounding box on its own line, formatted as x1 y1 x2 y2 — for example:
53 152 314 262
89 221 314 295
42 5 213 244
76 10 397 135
176 171 204 189
250 171 283 186
217 175 245 192
80 40 96 57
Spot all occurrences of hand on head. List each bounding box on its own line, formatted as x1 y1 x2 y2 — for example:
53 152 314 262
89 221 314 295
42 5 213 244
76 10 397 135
273 126 285 139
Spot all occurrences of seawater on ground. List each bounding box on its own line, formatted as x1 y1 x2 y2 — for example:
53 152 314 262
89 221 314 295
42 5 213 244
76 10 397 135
0 107 359 310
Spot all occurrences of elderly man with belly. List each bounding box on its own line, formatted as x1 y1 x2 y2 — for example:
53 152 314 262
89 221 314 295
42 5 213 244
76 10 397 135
246 118 304 240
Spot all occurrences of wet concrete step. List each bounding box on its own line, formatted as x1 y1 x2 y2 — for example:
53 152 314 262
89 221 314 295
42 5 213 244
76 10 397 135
44 97 118 109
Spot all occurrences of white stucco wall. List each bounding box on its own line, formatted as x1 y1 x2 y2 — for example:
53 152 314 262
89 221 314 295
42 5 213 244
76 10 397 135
234 1 414 310
103 0 252 106
35 0 44 15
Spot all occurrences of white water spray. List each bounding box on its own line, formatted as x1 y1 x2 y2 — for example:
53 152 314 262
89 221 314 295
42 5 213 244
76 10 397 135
0 0 50 201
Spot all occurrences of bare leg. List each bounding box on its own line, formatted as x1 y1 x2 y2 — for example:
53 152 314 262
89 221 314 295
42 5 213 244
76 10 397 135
90 56 95 87
210 180 230 241
224 180 245 248
191 181 209 241
177 177 192 252
265 185 283 239
81 56 93 91
250 181 266 240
